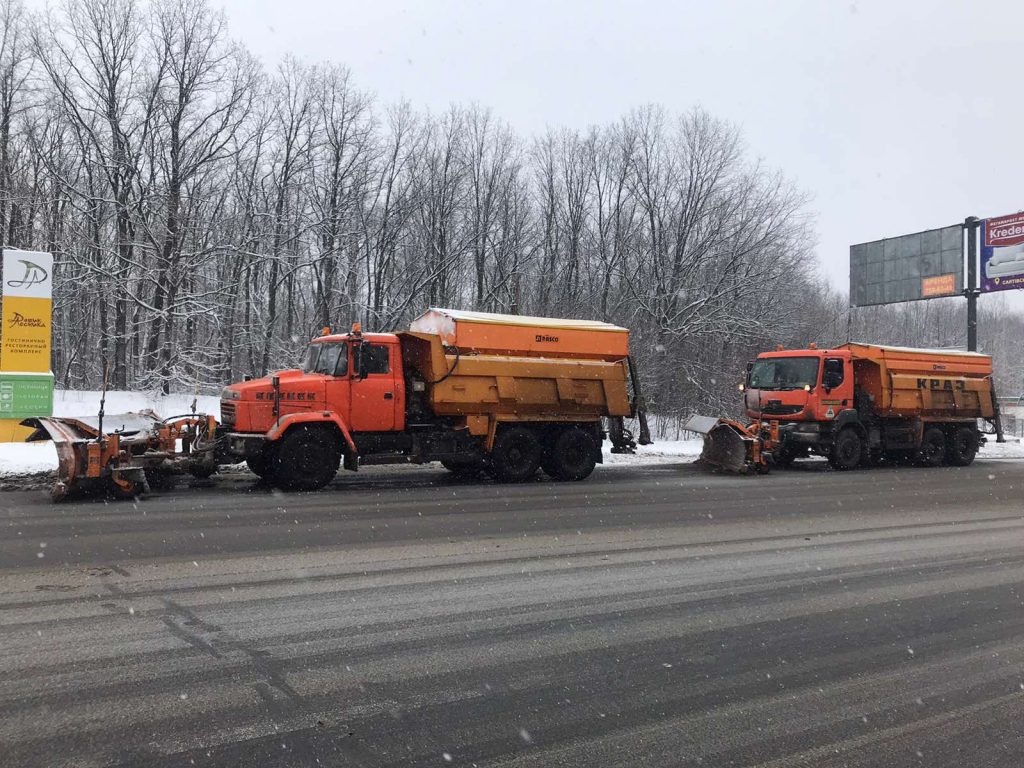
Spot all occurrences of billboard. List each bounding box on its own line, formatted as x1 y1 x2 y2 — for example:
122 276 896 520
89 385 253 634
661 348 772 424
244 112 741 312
850 224 962 307
981 211 1024 293
1 249 53 372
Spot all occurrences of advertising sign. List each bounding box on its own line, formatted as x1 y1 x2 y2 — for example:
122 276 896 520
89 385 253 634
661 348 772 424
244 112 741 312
0 372 54 418
921 273 958 298
981 211 1024 293
850 224 963 307
1 249 53 372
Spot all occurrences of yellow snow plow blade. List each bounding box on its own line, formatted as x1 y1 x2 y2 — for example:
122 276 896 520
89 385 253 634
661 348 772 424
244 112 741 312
684 415 767 474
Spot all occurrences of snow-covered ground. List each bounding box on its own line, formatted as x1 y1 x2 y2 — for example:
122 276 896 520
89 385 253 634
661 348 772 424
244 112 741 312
0 390 1021 477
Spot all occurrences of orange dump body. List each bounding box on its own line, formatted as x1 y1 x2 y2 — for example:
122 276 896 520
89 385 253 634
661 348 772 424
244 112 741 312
845 343 995 420
409 308 629 361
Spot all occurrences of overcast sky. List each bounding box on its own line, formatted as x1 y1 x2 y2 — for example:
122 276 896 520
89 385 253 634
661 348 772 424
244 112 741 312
210 0 1022 295
37 0 1024 300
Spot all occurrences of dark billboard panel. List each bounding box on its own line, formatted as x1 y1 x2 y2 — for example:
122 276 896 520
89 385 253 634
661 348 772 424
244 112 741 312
850 224 962 307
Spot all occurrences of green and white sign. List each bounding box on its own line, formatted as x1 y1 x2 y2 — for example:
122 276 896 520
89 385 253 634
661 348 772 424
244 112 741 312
0 371 54 419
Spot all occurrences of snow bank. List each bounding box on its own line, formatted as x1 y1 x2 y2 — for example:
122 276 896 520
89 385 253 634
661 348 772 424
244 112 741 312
602 439 704 464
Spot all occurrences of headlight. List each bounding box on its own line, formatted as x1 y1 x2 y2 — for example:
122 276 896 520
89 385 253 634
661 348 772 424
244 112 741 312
221 388 241 400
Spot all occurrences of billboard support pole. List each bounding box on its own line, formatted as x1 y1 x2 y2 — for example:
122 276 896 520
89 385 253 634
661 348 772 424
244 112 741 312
965 216 980 352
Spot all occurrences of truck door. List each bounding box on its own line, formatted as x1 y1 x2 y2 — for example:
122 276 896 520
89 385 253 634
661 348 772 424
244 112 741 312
350 341 398 432
819 356 854 417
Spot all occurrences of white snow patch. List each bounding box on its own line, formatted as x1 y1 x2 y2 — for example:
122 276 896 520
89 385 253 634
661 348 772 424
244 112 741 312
602 439 704 464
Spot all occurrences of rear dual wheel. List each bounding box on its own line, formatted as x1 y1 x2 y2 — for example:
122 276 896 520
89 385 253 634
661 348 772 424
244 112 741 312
917 427 947 468
946 426 979 467
541 427 598 481
490 427 542 483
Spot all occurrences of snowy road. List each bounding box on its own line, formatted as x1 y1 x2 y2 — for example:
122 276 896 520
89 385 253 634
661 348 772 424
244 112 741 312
2 459 1024 767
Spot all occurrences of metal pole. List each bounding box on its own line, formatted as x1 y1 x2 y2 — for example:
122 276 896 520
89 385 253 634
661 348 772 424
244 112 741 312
964 216 980 351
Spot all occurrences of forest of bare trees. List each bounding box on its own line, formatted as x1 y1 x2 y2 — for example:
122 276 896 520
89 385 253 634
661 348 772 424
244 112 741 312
0 0 1020 428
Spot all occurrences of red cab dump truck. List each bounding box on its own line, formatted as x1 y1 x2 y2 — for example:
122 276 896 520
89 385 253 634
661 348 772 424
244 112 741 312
25 309 650 499
218 308 649 490
692 342 1002 472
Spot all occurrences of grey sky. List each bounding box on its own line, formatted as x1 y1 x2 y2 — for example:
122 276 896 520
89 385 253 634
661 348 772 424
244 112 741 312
214 0 1022 295
32 0 1024 301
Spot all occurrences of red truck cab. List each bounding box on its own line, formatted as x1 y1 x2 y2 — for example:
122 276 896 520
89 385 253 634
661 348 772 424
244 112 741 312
743 348 855 424
221 332 405 436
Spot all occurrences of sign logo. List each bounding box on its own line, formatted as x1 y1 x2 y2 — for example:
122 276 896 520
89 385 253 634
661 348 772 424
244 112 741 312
535 334 559 343
7 311 46 329
5 259 48 290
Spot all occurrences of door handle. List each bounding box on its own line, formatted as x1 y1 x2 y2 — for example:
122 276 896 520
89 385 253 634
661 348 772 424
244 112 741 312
383 392 393 400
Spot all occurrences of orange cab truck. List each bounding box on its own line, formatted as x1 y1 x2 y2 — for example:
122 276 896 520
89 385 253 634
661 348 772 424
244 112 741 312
216 309 650 490
737 343 1002 470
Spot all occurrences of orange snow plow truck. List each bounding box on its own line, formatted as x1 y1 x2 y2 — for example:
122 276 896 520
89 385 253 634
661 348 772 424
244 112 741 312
688 342 1003 473
26 309 651 499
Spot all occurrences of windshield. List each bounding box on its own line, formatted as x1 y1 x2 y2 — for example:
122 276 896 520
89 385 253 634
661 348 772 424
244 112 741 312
748 356 819 391
303 342 348 376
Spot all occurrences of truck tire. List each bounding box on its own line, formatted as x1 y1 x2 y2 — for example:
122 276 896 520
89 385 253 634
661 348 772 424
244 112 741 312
490 427 542 482
946 426 978 467
272 425 340 491
544 427 597 481
246 446 276 479
828 428 862 471
773 445 802 468
917 427 946 467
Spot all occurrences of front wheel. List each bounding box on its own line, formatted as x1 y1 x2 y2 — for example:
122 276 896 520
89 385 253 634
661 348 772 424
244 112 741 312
828 428 862 471
246 446 276 479
271 426 341 491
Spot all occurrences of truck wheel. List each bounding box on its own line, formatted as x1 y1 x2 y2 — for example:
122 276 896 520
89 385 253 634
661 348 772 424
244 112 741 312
917 427 946 467
773 445 801 469
490 427 542 482
544 427 597 481
272 426 340 491
946 427 978 467
828 429 862 470
246 446 276 479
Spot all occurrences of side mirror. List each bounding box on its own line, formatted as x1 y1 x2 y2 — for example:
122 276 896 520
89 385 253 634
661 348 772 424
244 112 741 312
822 372 841 391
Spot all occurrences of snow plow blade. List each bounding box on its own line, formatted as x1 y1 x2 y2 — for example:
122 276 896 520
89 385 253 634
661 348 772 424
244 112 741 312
684 415 766 474
21 412 219 501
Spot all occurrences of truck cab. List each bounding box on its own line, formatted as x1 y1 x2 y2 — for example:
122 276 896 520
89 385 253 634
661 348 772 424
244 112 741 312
221 331 404 438
744 348 855 424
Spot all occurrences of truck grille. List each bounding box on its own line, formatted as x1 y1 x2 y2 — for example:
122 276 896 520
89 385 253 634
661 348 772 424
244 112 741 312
760 403 804 416
220 401 236 427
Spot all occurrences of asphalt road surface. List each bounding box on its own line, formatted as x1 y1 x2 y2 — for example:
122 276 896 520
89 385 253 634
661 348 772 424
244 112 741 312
2 457 1024 767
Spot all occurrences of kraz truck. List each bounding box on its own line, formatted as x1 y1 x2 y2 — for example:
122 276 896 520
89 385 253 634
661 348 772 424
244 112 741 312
26 309 651 499
691 342 1003 472
220 308 650 490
